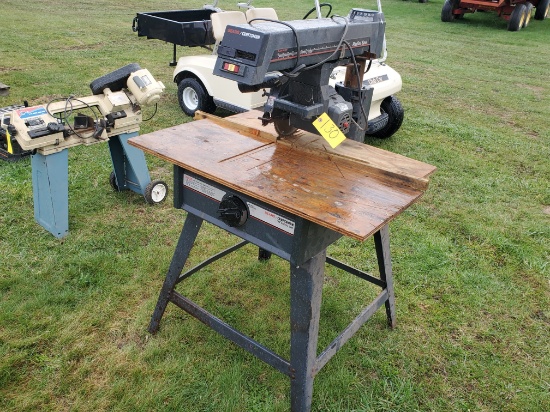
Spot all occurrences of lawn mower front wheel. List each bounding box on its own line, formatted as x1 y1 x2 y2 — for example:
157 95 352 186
441 0 461 22
535 0 550 20
177 77 216 116
368 96 404 139
508 4 527 31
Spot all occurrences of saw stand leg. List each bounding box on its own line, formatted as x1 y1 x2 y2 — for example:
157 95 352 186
148 216 397 411
108 132 153 198
31 149 69 238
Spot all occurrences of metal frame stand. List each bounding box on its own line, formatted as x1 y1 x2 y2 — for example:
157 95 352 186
149 212 396 412
29 132 154 238
31 149 69 238
108 131 152 196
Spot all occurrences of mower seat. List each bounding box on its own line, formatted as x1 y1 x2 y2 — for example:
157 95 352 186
211 11 247 43
246 7 279 22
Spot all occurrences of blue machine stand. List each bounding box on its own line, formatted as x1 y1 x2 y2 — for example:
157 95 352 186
108 132 167 204
31 149 69 238
30 132 168 238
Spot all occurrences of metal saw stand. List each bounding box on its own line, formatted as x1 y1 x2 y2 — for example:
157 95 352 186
148 171 395 412
31 131 154 238
129 111 435 411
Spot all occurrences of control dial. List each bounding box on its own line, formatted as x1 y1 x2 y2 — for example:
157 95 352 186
218 195 248 227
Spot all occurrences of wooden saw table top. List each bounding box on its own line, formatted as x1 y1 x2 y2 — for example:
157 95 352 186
129 111 436 241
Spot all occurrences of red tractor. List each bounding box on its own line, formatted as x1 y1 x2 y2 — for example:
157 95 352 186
441 0 550 31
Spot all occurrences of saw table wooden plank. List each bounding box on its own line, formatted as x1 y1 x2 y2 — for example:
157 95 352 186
219 111 436 188
129 116 435 241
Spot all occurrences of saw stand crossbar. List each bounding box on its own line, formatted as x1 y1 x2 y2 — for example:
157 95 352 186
31 132 153 238
148 169 396 412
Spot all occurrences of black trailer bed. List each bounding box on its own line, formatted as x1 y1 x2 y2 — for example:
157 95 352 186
133 9 217 47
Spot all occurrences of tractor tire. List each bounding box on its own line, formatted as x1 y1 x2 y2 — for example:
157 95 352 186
368 96 404 139
441 0 456 22
534 0 550 20
177 77 216 116
508 4 527 31
523 2 534 27
89 63 141 95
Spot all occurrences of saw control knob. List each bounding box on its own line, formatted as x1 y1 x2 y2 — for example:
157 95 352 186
218 195 248 227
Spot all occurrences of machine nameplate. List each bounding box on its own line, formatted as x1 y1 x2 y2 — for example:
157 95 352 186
247 202 295 235
16 106 48 120
183 173 226 201
365 74 389 86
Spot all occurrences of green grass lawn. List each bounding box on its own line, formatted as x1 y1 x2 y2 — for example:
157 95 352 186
1 0 548 411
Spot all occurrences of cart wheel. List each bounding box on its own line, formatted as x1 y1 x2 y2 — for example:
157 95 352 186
144 180 168 205
89 63 142 95
523 2 534 27
534 0 550 20
177 78 216 116
508 4 527 31
368 96 404 139
419 0 428 3
441 0 456 22
109 171 121 192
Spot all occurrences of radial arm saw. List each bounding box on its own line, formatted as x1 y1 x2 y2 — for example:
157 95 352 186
213 8 386 141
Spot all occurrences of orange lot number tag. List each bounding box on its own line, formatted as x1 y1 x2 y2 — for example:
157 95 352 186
312 113 346 149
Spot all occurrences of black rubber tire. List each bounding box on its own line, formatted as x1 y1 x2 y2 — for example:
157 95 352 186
419 0 428 3
508 4 527 31
523 2 534 27
534 0 550 20
177 77 216 116
89 63 141 95
109 171 120 191
144 180 168 205
441 0 456 22
368 96 404 139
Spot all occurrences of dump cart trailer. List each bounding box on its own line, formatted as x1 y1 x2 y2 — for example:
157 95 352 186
442 0 549 31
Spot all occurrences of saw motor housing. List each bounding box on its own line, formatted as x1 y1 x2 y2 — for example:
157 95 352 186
213 8 385 140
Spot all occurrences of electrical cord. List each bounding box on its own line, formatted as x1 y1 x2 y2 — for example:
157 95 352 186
299 15 349 73
46 95 101 139
142 103 158 122
248 18 302 75
249 15 350 79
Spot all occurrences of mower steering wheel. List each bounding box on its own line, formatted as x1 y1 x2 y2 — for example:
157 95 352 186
302 3 333 19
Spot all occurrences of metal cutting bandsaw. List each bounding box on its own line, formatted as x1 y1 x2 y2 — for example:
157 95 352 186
1 64 168 237
5 64 164 156
213 8 386 141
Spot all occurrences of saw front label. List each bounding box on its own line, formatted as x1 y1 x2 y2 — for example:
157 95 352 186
247 202 295 235
183 173 226 202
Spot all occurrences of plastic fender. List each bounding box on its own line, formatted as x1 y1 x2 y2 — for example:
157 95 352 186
173 55 265 110
173 55 219 96
329 61 402 116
